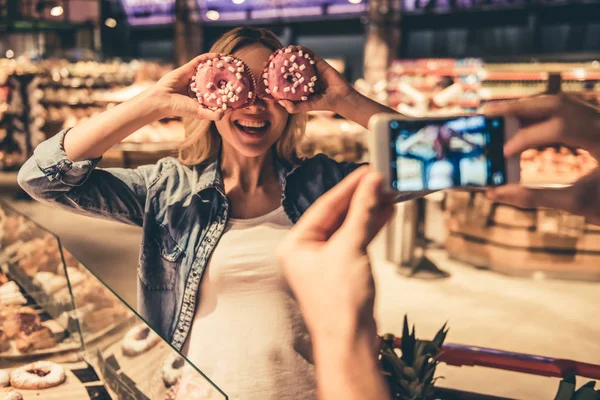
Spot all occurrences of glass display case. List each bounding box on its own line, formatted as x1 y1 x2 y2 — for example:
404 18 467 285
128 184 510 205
0 200 228 400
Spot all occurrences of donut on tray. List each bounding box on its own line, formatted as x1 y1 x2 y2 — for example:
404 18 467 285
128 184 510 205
262 46 318 103
121 324 161 357
191 55 256 111
162 354 185 388
9 361 66 390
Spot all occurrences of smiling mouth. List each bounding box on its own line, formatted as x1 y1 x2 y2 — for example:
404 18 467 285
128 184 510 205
234 119 271 136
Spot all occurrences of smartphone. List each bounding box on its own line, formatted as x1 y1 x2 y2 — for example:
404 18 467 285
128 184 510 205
369 113 520 194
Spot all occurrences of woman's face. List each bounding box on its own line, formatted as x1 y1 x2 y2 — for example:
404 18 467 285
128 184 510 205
215 44 289 158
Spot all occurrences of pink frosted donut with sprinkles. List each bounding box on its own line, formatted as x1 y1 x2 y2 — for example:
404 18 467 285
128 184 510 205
263 46 318 103
190 55 256 111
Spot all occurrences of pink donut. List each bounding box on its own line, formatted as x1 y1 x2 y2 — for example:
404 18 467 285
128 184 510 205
262 46 318 102
190 55 256 111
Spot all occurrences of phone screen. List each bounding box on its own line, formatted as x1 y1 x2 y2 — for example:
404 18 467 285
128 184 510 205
389 115 506 191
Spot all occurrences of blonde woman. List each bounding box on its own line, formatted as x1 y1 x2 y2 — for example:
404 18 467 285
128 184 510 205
18 27 398 399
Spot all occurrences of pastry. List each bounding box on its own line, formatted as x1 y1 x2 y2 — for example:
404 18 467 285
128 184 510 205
17 236 61 276
0 329 9 352
191 55 255 111
14 325 57 353
0 369 8 387
65 266 86 288
33 271 67 295
2 307 40 338
0 281 19 297
263 46 317 102
162 354 185 388
0 282 26 307
3 390 23 400
121 324 161 357
9 361 66 390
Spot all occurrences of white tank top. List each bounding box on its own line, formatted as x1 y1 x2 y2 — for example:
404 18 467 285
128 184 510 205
182 206 316 400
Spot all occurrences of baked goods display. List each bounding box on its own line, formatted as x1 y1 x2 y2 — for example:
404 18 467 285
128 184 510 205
191 55 256 111
0 59 38 171
0 204 226 399
0 305 63 356
1 58 183 169
263 46 318 102
520 147 598 185
387 58 483 117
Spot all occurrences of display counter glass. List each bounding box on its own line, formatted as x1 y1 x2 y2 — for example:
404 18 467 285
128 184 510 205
0 200 227 400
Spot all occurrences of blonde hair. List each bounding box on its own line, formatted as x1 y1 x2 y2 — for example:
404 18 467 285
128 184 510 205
179 27 307 166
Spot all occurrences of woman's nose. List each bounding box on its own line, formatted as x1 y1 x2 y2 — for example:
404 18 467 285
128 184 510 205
244 96 267 112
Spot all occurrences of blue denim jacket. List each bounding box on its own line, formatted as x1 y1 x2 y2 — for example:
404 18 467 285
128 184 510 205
17 129 368 350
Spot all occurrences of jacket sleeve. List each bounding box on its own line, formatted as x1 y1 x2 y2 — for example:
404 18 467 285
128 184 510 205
17 129 159 227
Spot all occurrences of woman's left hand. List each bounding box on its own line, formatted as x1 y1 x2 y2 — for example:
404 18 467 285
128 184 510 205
276 47 355 114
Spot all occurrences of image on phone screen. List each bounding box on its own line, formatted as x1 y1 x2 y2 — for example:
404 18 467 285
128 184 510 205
390 115 506 191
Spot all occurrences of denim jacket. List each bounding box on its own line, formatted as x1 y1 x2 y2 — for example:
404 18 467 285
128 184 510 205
17 129 370 350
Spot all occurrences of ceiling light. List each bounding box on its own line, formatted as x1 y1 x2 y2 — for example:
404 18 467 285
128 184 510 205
348 0 362 3
105 18 117 28
206 10 220 20
573 68 586 80
5 49 14 58
232 0 246 4
50 5 63 16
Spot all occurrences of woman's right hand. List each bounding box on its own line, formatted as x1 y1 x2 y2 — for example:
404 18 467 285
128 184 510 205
147 53 226 121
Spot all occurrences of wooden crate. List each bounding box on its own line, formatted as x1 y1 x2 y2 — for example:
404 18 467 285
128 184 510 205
445 192 600 281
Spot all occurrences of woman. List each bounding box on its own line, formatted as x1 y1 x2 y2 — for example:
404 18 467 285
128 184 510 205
399 124 483 189
18 27 397 399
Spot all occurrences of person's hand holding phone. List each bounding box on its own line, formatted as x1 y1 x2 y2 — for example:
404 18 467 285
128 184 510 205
277 166 394 400
484 94 600 224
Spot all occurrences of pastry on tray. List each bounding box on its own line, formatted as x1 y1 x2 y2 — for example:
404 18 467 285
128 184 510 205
2 307 40 338
122 324 161 357
9 361 66 390
0 329 9 353
0 281 27 307
14 325 57 353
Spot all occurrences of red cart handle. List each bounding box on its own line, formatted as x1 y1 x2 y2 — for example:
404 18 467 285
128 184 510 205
392 338 600 380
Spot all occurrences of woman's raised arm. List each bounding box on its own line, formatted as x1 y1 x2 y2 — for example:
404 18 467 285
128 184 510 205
64 53 225 161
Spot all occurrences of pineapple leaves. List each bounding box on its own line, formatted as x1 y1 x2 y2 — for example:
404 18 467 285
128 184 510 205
554 375 600 400
379 315 448 400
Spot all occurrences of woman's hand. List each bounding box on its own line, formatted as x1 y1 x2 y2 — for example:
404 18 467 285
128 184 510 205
147 53 226 121
276 48 355 114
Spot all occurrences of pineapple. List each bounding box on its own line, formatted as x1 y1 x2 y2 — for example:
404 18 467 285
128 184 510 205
554 375 600 400
379 316 448 400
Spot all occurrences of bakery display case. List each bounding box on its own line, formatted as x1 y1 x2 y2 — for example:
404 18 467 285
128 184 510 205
0 58 186 171
0 200 228 400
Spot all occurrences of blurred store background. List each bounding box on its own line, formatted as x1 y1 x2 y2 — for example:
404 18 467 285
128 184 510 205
1 0 600 397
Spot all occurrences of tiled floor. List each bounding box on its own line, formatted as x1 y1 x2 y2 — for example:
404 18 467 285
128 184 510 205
3 172 599 398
